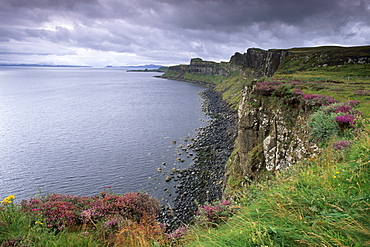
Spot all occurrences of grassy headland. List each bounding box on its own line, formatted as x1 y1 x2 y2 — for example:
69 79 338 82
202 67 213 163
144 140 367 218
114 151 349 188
1 46 369 246
180 46 370 246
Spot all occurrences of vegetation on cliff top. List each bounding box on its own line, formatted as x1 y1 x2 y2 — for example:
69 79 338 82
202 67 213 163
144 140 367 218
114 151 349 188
182 47 370 246
275 46 370 83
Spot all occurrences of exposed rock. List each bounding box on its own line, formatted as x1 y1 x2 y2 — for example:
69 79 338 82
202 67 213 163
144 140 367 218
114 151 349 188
229 48 290 77
188 58 231 77
231 81 321 185
159 89 237 231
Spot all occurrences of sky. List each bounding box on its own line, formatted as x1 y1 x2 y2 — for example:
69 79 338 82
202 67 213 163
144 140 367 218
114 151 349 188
0 0 369 67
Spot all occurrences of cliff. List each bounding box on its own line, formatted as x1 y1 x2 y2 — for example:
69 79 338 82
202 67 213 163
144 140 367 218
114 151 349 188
228 82 319 189
229 48 289 77
162 48 290 82
161 45 370 195
160 58 231 86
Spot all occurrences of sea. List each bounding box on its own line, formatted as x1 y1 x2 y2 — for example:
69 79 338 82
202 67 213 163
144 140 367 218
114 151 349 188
0 66 208 203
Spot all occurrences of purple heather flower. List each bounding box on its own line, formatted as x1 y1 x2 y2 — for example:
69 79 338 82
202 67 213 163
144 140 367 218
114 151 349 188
335 114 356 126
334 105 353 113
293 89 304 95
333 140 352 150
353 90 370 96
303 94 337 106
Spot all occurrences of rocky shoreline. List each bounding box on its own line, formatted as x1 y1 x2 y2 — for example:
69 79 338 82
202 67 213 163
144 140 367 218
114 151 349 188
158 87 237 231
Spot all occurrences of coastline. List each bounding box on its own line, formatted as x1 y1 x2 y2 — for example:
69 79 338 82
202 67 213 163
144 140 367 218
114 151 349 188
158 86 237 231
155 74 215 88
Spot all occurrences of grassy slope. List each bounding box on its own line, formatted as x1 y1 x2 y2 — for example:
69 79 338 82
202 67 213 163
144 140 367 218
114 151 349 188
274 46 370 118
185 129 370 246
183 47 370 246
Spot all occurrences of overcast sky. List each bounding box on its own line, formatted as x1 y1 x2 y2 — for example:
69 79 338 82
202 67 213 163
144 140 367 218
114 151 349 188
0 0 369 67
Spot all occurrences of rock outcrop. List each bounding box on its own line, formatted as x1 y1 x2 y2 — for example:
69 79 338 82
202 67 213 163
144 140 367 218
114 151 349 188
229 48 290 77
231 82 320 185
163 58 231 82
163 48 290 81
188 58 231 77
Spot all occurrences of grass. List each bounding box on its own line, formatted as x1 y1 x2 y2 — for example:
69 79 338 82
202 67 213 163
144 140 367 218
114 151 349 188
183 123 370 246
275 64 370 85
181 72 225 85
161 70 225 85
1 46 369 246
0 203 102 246
274 66 370 118
180 47 370 247
214 71 250 110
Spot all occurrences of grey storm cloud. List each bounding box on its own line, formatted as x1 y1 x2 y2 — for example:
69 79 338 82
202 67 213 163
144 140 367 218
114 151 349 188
0 0 369 66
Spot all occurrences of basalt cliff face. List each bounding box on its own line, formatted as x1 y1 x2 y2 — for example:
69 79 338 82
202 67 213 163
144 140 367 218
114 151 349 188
229 48 289 77
161 58 231 83
163 48 290 80
230 83 319 186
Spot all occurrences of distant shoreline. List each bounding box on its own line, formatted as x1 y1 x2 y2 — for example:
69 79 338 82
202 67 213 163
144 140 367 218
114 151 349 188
127 67 169 73
0 64 91 68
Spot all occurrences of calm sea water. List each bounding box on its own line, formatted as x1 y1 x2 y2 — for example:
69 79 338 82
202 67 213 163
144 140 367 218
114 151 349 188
0 67 207 202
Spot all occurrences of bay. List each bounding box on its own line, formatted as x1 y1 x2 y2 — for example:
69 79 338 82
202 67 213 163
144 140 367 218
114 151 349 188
0 67 208 202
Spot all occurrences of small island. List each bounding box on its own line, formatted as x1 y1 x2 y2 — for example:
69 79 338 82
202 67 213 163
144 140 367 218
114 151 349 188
127 66 169 72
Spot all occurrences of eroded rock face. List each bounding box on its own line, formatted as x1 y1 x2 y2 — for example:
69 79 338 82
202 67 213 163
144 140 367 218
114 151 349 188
165 48 290 80
188 58 231 77
262 113 320 171
230 48 290 77
233 83 320 182
165 58 231 78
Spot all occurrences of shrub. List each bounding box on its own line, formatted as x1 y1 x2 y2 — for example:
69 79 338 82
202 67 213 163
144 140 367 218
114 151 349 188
333 105 353 113
334 114 356 128
333 140 352 150
21 194 91 230
323 101 362 115
293 89 305 96
114 213 168 247
303 94 337 108
21 191 160 238
273 84 293 97
309 101 363 140
252 81 283 96
80 192 160 224
195 200 235 227
3 191 163 246
308 111 340 141
165 226 189 240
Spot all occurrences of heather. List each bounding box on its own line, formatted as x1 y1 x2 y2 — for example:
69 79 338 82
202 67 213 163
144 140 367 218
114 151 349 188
308 101 363 142
194 200 235 227
0 191 171 246
1 190 238 246
251 79 338 111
